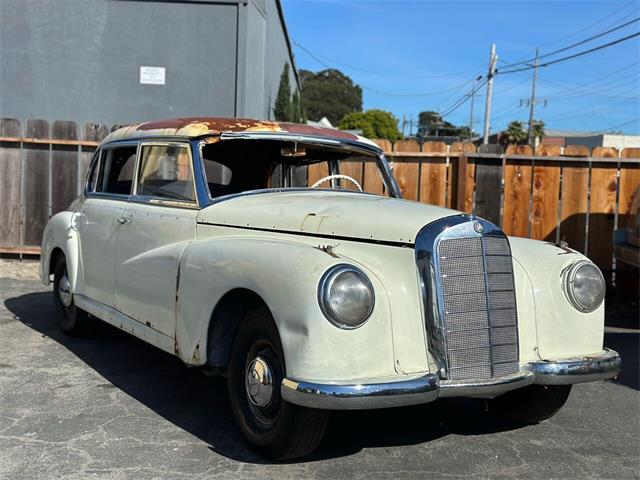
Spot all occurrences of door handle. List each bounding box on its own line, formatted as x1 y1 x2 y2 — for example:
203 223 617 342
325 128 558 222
116 217 130 225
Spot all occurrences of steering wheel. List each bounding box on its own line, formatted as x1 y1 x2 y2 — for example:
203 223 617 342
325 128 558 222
311 174 363 192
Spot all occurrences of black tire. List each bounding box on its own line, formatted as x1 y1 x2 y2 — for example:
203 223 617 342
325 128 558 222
53 255 91 336
486 384 572 424
227 307 329 460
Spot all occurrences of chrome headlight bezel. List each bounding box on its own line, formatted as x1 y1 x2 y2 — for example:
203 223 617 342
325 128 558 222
317 264 375 330
562 260 606 313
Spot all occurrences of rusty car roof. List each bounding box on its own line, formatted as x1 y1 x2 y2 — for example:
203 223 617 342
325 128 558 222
101 117 380 150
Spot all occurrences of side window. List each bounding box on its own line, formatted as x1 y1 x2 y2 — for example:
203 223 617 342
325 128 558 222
95 146 138 195
203 158 233 198
137 144 196 202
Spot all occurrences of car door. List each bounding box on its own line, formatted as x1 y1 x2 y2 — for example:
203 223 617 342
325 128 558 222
77 143 138 307
114 142 198 338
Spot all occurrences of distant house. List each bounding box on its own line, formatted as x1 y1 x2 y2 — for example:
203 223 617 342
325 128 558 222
486 128 640 150
543 130 640 150
0 0 299 127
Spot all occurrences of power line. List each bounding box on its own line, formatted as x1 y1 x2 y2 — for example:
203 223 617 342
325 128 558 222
588 118 640 134
294 40 478 97
497 31 640 75
292 41 485 80
500 16 640 69
536 1 638 49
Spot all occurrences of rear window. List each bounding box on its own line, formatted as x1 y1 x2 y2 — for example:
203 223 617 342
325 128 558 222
95 146 137 195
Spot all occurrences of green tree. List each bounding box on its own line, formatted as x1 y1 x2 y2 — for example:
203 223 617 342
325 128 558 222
532 119 546 141
339 109 402 141
506 120 527 144
291 90 303 123
299 69 362 125
274 63 292 121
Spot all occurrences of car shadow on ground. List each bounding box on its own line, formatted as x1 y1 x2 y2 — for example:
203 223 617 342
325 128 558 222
6 291 635 463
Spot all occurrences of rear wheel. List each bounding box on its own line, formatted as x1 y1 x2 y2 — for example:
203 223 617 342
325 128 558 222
485 384 572 424
53 255 91 336
227 307 329 460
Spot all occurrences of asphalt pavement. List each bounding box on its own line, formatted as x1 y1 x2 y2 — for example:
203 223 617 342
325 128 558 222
0 262 638 479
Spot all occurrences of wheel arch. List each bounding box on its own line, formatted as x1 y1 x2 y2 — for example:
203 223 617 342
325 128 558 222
204 287 273 370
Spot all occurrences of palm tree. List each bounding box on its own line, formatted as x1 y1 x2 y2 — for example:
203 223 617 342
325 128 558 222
532 120 545 141
506 121 527 145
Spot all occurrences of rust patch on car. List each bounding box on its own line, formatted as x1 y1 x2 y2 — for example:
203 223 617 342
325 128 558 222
103 117 364 145
191 343 201 363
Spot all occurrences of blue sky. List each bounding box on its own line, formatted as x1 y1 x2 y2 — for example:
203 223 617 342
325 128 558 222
282 0 640 135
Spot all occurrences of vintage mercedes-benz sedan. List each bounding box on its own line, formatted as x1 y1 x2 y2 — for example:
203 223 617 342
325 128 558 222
41 117 621 459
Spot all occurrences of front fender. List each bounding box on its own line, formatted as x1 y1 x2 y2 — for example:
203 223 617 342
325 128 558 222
509 237 604 360
175 235 398 382
40 212 83 292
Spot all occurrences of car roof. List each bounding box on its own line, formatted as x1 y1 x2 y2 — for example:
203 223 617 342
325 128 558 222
100 117 381 151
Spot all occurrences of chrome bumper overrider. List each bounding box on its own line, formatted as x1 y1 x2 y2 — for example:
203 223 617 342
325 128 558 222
281 349 621 410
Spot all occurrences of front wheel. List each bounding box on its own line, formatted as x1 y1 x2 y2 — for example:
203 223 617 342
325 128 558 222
53 255 91 336
485 384 572 424
227 307 329 460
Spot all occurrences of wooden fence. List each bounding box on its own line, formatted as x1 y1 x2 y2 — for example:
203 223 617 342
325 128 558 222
364 139 639 280
1 118 639 282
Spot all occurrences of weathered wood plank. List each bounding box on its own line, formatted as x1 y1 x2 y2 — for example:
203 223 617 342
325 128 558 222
392 140 420 201
373 139 392 153
503 146 533 237
449 142 475 212
391 158 419 201
557 145 590 252
340 161 364 192
363 161 385 196
531 160 561 242
23 119 50 247
559 163 589 252
307 161 329 188
464 160 476 213
0 118 22 249
419 142 447 207
51 121 78 215
474 157 502 225
587 162 618 270
530 146 561 241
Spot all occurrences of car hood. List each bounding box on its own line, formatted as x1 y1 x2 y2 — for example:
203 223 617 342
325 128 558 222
197 190 461 245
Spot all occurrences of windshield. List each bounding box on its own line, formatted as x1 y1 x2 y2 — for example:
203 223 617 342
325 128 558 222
200 138 398 200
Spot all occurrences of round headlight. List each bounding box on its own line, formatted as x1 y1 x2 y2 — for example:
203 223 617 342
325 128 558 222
563 260 605 312
318 264 375 329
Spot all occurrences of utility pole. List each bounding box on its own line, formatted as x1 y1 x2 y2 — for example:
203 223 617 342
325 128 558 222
402 114 407 137
482 43 497 145
527 49 539 147
469 75 482 141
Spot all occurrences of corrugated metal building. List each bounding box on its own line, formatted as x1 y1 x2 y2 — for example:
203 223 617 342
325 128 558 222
0 0 299 126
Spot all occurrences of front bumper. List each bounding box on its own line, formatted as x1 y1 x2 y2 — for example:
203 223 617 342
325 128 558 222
281 348 621 410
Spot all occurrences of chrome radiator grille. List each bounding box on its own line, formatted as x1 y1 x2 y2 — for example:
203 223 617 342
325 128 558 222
437 235 519 381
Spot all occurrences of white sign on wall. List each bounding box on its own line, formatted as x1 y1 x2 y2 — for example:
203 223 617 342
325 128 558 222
139 66 166 85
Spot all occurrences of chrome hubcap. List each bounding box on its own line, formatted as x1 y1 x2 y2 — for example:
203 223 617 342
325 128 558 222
58 274 72 307
245 356 274 408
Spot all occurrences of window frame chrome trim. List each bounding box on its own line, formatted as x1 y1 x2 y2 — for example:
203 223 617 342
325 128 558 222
84 141 140 201
132 140 200 209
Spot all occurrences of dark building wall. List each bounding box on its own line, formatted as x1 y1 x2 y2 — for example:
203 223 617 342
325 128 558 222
0 0 298 126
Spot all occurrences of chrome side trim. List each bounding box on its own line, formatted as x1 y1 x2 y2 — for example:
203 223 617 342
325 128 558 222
526 348 621 385
281 375 439 410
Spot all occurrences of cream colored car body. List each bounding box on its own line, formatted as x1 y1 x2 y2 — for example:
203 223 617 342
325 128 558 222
40 119 613 403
